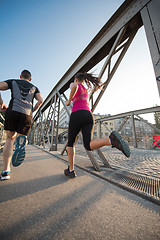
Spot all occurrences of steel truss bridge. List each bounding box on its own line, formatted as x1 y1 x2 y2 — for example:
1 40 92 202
27 0 160 203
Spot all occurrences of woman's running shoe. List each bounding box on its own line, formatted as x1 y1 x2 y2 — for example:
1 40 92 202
109 131 130 158
64 166 77 178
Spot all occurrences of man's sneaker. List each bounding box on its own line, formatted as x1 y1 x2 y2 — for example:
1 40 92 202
109 131 130 158
12 135 26 167
1 170 10 180
64 166 77 178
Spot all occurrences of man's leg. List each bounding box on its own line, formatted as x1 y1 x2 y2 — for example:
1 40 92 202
3 131 17 171
16 134 27 147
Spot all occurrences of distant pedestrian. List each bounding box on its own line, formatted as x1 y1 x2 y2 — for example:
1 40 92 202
64 72 130 178
0 70 43 180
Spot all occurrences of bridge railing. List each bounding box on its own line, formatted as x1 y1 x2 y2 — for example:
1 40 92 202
0 113 7 152
94 106 160 149
28 105 160 172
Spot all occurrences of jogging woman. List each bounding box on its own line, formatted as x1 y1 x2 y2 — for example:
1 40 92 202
64 72 130 178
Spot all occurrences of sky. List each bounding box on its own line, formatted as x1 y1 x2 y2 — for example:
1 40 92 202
0 0 159 123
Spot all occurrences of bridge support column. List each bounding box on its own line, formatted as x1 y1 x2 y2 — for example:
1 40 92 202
141 0 160 97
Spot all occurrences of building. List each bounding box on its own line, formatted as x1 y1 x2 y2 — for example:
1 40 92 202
114 117 154 147
59 107 71 128
93 114 115 139
114 118 154 137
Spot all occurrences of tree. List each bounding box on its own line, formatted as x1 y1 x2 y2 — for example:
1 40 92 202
154 111 160 130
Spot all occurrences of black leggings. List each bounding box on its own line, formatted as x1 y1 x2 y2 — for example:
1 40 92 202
67 110 94 151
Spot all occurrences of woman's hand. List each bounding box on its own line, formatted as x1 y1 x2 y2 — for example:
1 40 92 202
65 100 70 106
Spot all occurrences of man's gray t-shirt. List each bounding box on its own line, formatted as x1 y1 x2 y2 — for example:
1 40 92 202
5 79 40 116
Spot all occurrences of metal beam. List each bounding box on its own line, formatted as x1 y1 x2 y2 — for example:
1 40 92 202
141 0 160 96
94 106 160 123
34 0 152 120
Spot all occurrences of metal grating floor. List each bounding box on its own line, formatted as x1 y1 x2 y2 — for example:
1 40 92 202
114 171 160 199
99 167 160 204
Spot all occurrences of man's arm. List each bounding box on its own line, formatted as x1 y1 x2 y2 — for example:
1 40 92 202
33 92 43 112
0 81 9 91
0 82 9 112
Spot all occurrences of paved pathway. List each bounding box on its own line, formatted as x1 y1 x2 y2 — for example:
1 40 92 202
0 145 160 240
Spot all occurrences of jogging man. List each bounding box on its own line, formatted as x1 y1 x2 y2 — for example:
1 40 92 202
0 70 43 180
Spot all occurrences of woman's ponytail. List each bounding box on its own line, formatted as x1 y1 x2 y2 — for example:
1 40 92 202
75 72 101 91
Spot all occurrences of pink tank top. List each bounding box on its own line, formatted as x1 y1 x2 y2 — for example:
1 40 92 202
71 84 90 113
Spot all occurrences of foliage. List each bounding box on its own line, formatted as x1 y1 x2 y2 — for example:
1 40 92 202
154 111 160 131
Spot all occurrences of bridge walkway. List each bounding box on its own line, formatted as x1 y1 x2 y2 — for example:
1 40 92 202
0 145 160 240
